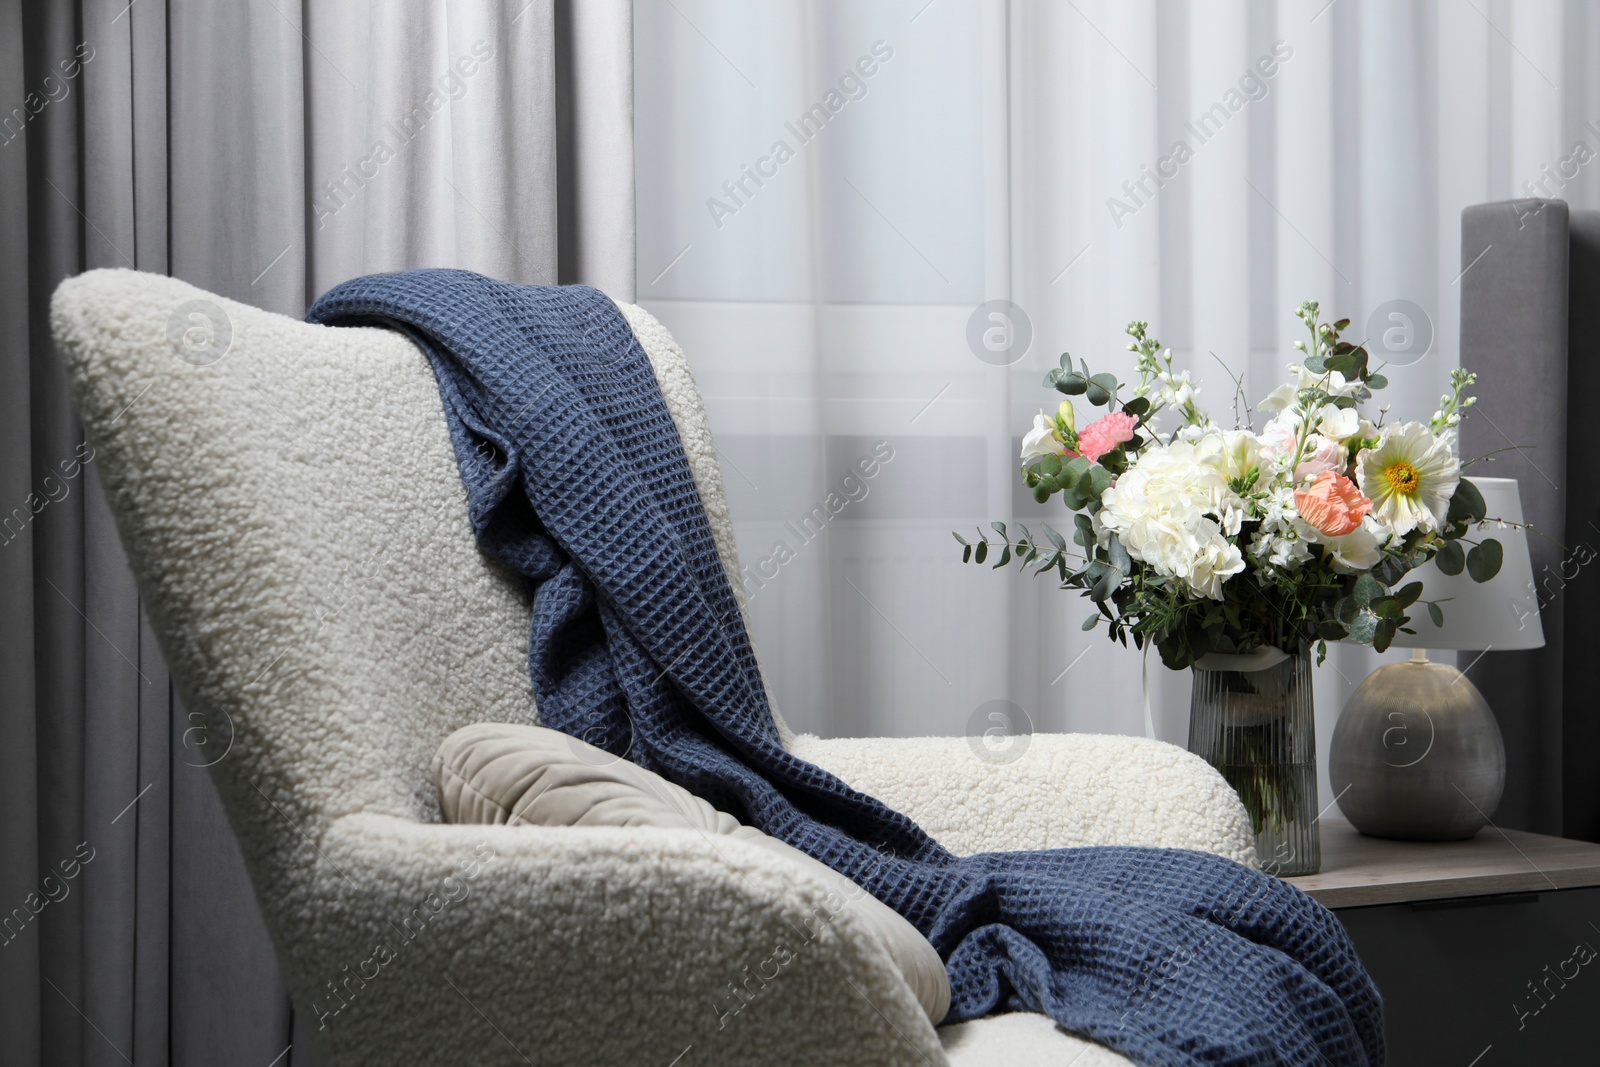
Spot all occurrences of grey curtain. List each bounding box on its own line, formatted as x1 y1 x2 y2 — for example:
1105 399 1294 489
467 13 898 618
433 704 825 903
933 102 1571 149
1459 199 1600 840
0 2 634 1064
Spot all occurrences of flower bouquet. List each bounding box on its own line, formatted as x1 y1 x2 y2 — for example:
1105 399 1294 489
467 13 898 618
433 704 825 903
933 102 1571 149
958 302 1503 871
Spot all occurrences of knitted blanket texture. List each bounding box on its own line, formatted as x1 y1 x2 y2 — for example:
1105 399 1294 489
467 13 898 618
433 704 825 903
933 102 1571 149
307 270 1383 1067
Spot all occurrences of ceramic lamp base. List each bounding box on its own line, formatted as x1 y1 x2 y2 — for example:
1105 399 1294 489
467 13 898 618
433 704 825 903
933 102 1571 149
1329 651 1506 841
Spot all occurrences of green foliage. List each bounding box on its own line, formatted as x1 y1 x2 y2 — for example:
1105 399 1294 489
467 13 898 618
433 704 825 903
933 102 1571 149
1044 352 1125 410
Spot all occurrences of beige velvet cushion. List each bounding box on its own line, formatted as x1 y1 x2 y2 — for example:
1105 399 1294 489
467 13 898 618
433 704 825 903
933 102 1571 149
434 722 950 1025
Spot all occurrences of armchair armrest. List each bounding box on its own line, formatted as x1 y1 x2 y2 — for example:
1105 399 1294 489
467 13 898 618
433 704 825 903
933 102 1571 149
303 813 945 1067
789 733 1256 866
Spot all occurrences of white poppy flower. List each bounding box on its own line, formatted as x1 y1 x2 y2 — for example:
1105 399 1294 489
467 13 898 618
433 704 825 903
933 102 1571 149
1356 422 1460 536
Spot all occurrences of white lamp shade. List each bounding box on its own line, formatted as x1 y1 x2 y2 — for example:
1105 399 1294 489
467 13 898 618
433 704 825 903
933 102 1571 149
1389 476 1544 651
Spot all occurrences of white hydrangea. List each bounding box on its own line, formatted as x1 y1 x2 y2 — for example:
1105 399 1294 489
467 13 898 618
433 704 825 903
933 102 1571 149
1098 438 1246 600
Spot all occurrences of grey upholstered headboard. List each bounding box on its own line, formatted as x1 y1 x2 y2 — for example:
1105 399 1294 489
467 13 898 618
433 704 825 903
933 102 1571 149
1458 199 1600 841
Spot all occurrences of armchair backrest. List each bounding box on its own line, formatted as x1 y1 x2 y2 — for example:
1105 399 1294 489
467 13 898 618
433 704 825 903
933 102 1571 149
49 270 751 846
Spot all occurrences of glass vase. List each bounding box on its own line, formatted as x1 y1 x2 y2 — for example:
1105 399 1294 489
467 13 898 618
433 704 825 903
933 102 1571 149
1188 649 1321 876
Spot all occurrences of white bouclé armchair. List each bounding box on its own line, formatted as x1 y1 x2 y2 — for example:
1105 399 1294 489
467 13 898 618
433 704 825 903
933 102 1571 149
51 269 1256 1067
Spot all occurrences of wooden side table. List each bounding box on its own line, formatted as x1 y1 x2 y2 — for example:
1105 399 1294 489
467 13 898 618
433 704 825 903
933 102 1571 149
1285 818 1600 1064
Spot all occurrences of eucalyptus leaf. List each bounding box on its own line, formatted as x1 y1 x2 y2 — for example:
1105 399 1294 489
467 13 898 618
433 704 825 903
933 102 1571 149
1393 581 1424 608
1055 373 1088 396
1372 557 1410 588
1353 573 1383 607
1374 618 1396 653
1467 538 1503 582
1107 534 1132 574
1427 602 1445 627
1434 540 1465 576
1349 611 1379 645
1088 373 1120 405
1326 352 1362 377
1448 479 1488 524
1088 465 1115 499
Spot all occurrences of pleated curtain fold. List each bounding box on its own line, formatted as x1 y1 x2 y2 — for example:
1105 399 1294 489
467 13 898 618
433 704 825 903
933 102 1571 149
0 2 634 1063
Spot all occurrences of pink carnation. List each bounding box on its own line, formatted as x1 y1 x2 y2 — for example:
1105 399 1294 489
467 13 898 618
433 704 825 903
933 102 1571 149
1076 411 1139 463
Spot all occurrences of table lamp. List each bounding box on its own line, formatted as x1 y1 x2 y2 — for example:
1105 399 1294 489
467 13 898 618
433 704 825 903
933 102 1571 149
1329 477 1544 840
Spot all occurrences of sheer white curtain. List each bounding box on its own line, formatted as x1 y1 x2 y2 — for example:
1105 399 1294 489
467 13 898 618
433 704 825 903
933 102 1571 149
634 0 1600 804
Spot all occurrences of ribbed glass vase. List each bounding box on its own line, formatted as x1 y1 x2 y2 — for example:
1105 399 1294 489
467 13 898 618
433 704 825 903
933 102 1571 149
1188 649 1320 876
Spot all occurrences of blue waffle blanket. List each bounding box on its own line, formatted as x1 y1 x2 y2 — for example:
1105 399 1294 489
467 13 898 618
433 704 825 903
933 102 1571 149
308 270 1383 1066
